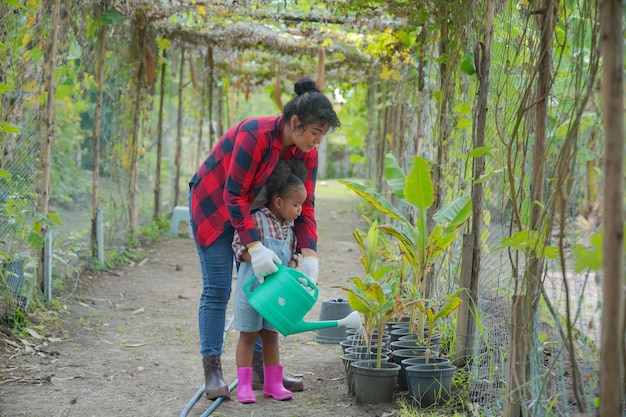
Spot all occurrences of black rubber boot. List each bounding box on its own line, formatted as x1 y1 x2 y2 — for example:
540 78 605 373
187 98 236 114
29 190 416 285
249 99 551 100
203 355 229 400
251 351 304 392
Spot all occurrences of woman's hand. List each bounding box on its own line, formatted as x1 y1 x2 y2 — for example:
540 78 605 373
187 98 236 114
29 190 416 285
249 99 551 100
299 257 319 284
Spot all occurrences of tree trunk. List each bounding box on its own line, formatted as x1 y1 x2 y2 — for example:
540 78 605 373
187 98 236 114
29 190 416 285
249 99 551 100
366 81 378 181
464 0 494 367
195 51 206 172
173 48 185 207
91 23 106 257
128 66 142 238
216 77 224 139
38 0 60 291
207 45 215 150
154 49 167 221
413 19 428 158
600 0 625 415
510 1 554 416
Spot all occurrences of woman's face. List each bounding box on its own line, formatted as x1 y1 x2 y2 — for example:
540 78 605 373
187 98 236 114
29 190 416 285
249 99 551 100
273 185 307 223
290 119 330 153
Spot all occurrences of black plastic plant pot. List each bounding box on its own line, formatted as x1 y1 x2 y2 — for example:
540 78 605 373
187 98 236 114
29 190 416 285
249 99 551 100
340 352 388 396
404 363 456 408
351 359 401 405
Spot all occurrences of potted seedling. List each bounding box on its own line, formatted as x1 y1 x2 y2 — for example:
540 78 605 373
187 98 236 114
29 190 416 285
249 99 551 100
340 220 401 404
342 220 398 367
340 153 472 342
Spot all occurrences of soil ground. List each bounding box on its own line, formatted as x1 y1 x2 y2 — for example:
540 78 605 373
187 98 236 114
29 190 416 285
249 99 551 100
0 181 406 417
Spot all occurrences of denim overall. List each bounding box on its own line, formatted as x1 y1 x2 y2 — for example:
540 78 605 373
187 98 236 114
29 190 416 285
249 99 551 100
234 211 294 333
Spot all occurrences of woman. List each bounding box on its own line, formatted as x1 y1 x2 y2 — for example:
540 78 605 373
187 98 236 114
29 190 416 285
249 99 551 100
188 77 340 399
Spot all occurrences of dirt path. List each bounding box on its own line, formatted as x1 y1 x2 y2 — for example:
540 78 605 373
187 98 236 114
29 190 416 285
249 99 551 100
0 181 401 417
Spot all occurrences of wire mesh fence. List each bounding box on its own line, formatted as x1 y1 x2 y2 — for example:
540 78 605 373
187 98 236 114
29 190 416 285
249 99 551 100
0 2 607 416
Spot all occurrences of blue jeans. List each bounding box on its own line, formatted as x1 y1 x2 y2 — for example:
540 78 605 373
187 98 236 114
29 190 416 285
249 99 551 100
195 237 266 356
195 226 235 357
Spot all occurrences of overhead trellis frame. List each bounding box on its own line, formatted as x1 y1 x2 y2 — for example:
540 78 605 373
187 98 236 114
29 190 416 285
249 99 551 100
149 20 374 84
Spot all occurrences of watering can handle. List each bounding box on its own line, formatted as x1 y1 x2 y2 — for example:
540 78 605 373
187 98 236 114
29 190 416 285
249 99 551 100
242 275 259 298
273 263 319 298
295 271 319 299
242 265 318 299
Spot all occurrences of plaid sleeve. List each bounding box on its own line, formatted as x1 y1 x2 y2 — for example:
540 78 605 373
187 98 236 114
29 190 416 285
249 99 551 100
225 120 279 245
233 210 266 261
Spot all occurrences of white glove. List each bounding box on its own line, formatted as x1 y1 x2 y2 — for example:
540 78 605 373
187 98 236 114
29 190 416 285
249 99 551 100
300 257 319 285
248 243 280 282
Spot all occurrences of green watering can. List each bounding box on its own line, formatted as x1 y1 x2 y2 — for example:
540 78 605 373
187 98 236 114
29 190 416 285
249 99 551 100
243 264 362 337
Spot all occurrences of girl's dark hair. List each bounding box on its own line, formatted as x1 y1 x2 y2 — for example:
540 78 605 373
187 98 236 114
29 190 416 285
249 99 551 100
282 77 341 132
266 160 308 200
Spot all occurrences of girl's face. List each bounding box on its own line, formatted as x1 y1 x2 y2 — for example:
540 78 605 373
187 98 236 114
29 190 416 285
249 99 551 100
271 185 307 223
290 118 330 153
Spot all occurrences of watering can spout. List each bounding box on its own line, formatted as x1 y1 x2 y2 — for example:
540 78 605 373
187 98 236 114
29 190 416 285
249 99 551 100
337 311 362 329
291 311 362 335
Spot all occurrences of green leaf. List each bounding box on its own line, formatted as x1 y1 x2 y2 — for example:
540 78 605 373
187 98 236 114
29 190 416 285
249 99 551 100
460 52 476 75
369 282 386 306
434 296 462 321
404 156 434 210
434 195 472 233
157 38 172 51
349 154 366 165
366 220 379 273
573 232 603 272
541 245 559 260
339 180 407 224
27 232 44 250
384 153 405 200
425 307 435 324
0 83 11 95
1 122 20 134
101 9 124 25
0 169 11 180
346 290 372 314
469 146 494 158
456 117 472 131
47 212 63 226
2 0 25 9
496 230 534 251
453 102 472 115
54 84 72 99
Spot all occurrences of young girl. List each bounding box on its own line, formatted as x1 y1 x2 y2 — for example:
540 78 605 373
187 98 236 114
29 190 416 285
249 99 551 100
231 159 308 404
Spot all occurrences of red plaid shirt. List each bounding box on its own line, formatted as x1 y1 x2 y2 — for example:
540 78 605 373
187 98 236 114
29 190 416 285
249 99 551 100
232 206 298 263
189 116 318 250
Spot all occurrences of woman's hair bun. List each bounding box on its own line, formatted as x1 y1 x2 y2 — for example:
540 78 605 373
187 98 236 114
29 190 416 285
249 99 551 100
294 77 320 95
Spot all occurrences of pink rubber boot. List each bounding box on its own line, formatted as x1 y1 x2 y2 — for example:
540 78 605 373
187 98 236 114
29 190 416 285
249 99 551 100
263 365 293 401
236 367 257 403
